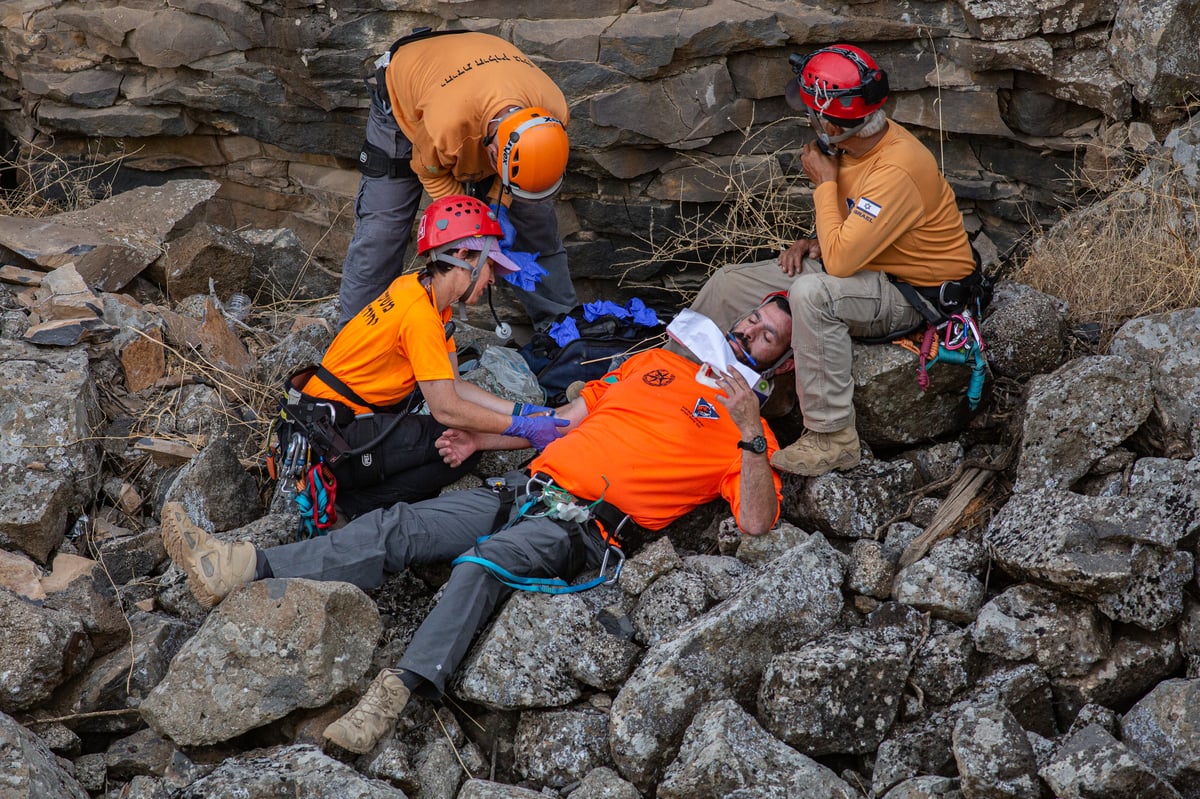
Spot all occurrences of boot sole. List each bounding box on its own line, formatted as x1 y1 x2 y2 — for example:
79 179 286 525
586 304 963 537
772 451 861 477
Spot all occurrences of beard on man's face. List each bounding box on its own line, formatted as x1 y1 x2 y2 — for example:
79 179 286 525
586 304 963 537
727 329 756 367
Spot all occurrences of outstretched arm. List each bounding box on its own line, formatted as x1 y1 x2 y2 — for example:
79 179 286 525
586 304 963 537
714 368 779 536
436 396 590 467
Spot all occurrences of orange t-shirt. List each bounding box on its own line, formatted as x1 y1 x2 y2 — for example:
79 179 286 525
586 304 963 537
530 349 782 531
385 32 570 199
305 273 455 415
814 120 974 287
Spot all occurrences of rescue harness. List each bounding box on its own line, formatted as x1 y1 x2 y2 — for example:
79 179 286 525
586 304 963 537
452 471 636 594
859 260 993 410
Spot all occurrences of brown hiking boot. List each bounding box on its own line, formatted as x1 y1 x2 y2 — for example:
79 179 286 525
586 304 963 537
323 669 411 753
770 425 861 476
161 502 256 608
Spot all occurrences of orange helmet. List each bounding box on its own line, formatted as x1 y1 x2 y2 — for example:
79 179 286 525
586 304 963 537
494 107 569 201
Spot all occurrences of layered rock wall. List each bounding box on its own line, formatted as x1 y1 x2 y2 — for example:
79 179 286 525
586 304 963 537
2 0 1197 296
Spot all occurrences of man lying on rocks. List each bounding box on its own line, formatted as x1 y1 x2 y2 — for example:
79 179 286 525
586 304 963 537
161 293 795 754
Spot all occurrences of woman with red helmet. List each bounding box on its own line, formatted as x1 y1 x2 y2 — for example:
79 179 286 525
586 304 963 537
683 43 977 477
291 196 568 519
337 29 577 331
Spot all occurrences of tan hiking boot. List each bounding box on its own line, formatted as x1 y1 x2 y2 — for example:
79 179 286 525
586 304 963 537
161 502 256 608
770 425 861 476
323 669 411 753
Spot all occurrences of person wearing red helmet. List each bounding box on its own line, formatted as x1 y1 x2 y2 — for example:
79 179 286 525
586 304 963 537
291 196 568 518
338 29 577 329
685 44 976 477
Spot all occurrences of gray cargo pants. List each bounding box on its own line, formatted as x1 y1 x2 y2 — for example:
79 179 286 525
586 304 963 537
263 476 607 695
337 80 577 329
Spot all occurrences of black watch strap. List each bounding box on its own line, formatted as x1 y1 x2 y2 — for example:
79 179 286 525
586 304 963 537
737 435 768 454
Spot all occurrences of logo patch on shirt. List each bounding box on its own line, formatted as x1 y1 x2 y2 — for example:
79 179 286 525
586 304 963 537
642 369 675 387
852 196 882 222
691 397 720 420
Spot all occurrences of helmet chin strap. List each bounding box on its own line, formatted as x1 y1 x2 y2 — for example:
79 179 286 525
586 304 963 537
433 236 499 303
807 107 868 149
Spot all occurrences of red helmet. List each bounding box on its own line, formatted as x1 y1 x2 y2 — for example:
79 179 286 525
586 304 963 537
785 45 890 124
494 106 569 201
417 196 503 256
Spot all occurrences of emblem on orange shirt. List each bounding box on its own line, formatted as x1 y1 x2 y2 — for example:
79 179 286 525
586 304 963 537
691 397 719 419
643 369 674 387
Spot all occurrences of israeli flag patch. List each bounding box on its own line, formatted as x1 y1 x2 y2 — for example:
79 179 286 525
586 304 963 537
853 196 882 221
692 397 720 420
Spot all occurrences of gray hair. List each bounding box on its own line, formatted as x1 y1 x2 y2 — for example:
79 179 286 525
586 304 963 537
854 108 889 138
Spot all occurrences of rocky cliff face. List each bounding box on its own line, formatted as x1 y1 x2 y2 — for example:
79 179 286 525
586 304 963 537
2 0 1198 300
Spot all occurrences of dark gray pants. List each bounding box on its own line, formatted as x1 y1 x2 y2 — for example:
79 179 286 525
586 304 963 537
337 83 577 329
263 480 607 694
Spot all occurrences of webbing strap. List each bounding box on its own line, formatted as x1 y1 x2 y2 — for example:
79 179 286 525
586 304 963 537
451 554 616 594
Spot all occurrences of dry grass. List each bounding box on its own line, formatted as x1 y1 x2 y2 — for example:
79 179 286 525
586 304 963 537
619 116 814 301
1015 155 1200 348
0 138 124 215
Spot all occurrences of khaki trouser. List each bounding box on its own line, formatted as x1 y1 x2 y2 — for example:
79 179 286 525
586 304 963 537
683 258 922 433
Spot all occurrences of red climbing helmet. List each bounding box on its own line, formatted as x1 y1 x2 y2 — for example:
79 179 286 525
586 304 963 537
785 44 890 124
416 196 504 255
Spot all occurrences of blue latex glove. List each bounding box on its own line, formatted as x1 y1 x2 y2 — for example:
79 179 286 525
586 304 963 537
548 316 580 346
625 297 660 326
583 300 629 322
492 205 547 291
504 415 570 450
514 401 555 417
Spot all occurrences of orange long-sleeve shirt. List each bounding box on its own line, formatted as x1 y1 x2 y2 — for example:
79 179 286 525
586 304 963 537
385 32 570 199
814 120 974 287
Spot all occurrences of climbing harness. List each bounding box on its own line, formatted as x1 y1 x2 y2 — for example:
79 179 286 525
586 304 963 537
894 308 987 409
452 473 630 594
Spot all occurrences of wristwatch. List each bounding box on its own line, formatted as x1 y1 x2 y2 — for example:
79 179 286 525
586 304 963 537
737 435 768 455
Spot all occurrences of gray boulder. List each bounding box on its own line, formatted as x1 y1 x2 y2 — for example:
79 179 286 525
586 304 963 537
609 534 845 791
1110 309 1200 457
141 578 381 746
950 703 1040 799
1119 678 1200 798
1014 355 1153 493
657 699 857 799
784 458 917 539
893 559 985 624
0 588 93 713
980 280 1068 381
985 488 1194 629
162 435 263 532
0 711 89 799
972 584 1112 677
758 628 910 755
514 707 611 788
453 586 642 708
176 744 404 798
1052 627 1182 729
1040 723 1182 799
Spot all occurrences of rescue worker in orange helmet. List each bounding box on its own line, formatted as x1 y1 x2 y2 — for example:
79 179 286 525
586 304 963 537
338 28 576 330
162 295 794 754
681 44 977 477
290 196 567 519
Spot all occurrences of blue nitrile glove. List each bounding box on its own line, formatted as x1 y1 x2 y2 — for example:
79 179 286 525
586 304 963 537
514 401 555 417
625 297 660 326
493 204 547 291
583 300 629 322
504 414 571 450
548 316 580 346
